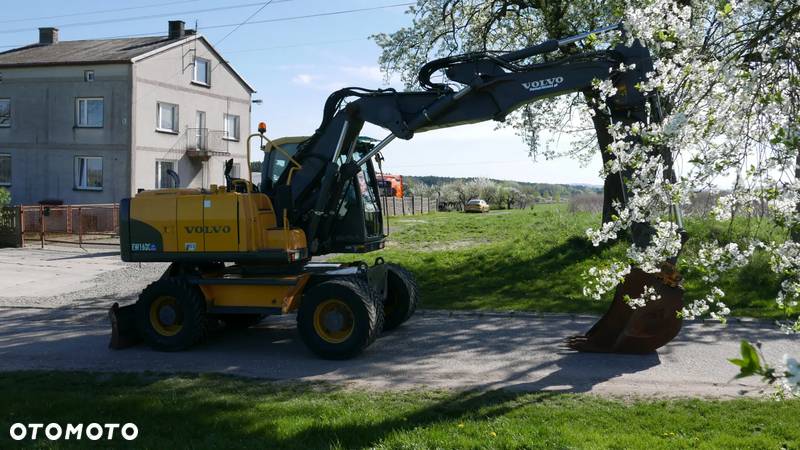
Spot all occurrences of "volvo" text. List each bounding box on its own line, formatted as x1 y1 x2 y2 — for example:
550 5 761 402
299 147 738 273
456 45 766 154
522 76 564 92
185 225 232 234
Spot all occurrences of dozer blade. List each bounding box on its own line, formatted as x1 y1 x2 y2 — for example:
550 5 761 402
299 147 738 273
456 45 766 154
109 302 141 349
566 267 683 354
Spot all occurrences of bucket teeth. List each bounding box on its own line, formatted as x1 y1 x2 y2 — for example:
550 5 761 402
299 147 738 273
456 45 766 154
567 267 684 354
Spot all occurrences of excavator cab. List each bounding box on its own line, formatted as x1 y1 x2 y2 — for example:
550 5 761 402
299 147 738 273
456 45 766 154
263 136 386 254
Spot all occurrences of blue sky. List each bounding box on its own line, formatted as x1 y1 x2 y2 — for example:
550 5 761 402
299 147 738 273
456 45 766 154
0 0 603 185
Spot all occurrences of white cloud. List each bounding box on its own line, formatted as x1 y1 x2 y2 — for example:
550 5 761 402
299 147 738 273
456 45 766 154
291 73 316 85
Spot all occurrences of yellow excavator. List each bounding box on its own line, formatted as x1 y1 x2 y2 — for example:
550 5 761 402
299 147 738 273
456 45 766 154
110 24 685 359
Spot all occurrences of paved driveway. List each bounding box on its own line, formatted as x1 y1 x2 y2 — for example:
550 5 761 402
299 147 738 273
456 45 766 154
0 247 795 397
0 306 795 397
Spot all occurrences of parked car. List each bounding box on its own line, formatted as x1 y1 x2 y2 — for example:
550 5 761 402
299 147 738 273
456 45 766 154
465 199 490 213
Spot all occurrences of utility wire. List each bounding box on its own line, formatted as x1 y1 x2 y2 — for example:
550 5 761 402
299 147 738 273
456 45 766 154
214 0 275 46
0 0 294 35
0 0 202 25
0 2 409 47
224 37 369 54
71 2 415 39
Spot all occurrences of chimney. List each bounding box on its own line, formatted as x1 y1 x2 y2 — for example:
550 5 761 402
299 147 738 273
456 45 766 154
168 21 186 39
39 27 59 45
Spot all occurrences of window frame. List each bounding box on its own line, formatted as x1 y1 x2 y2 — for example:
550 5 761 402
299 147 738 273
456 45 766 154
156 101 179 134
74 156 103 191
0 153 11 186
223 114 240 141
192 57 211 86
75 97 104 128
0 98 11 128
155 160 177 189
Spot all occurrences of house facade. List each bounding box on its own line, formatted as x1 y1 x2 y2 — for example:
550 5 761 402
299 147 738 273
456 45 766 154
0 21 255 205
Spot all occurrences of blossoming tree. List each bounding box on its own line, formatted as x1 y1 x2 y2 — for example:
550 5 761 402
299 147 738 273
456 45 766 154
375 0 799 395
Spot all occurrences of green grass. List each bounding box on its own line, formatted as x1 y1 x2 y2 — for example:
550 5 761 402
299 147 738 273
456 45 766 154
1 372 798 449
337 205 785 318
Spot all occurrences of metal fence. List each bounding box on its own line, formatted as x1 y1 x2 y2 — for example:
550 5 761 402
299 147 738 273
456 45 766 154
0 206 22 248
21 203 119 248
381 196 434 216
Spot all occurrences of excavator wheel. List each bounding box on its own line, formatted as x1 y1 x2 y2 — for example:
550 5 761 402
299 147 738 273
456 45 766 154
382 264 419 331
135 278 207 352
297 277 383 360
566 267 684 354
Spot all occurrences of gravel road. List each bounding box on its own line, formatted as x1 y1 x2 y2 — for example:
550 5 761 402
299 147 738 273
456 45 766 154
0 247 796 397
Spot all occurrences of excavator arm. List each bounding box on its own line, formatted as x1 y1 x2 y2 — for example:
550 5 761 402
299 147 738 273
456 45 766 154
281 24 655 250
267 24 685 354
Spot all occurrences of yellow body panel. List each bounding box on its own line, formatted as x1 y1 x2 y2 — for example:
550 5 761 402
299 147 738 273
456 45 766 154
203 194 238 252
128 188 307 257
177 195 205 252
198 274 310 311
131 195 178 252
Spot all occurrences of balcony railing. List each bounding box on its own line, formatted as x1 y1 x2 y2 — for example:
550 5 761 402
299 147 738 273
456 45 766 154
185 128 231 160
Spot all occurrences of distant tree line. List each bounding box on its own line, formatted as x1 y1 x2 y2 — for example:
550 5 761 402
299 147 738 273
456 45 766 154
403 176 601 210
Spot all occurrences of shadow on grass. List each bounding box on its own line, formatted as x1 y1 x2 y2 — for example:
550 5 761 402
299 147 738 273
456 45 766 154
406 236 612 314
0 354 659 449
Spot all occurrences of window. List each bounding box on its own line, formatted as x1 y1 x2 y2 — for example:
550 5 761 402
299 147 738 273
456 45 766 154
223 114 239 140
156 160 176 188
157 102 179 133
84 70 95 82
0 154 10 186
76 98 103 127
74 156 103 190
0 99 10 127
193 57 210 85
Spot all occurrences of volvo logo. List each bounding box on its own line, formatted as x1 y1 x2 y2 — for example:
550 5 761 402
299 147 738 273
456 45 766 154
185 225 232 234
522 76 564 92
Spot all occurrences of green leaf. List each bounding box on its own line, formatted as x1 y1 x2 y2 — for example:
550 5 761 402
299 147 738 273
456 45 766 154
723 3 733 15
729 341 763 379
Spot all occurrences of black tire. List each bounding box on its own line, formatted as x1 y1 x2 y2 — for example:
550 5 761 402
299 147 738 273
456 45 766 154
382 264 419 331
297 276 383 360
135 278 207 352
219 314 264 330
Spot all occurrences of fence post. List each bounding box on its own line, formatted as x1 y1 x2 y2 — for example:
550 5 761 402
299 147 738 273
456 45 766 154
113 203 119 234
18 206 24 247
392 197 397 216
401 197 406 216
411 196 415 215
78 207 83 248
39 204 44 249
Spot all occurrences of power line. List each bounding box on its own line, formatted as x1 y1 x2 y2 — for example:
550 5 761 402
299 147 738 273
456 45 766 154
202 3 415 32
83 2 415 39
0 0 294 35
0 3 409 50
224 37 369 54
0 0 202 25
214 0 275 46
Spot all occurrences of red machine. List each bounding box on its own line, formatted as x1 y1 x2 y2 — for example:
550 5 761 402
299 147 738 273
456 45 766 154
377 174 404 198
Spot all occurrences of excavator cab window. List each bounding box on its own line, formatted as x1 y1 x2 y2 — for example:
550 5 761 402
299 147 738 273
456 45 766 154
262 141 301 194
329 151 384 252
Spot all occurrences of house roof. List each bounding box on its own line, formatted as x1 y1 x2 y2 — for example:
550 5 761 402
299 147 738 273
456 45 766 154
0 36 185 67
0 34 256 93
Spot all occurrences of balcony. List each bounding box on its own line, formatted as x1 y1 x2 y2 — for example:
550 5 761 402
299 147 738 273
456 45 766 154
185 128 231 161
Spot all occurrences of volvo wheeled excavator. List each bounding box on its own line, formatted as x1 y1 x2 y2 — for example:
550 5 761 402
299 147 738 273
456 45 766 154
110 24 685 359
